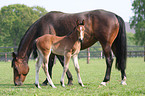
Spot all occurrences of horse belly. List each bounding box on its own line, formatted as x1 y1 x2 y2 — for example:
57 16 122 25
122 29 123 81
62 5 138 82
51 47 64 56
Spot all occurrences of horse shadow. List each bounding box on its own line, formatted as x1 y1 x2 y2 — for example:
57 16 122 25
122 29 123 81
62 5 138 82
0 83 62 89
0 83 34 88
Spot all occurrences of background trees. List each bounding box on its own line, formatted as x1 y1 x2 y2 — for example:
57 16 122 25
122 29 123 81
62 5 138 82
130 0 145 46
0 2 144 47
0 4 47 48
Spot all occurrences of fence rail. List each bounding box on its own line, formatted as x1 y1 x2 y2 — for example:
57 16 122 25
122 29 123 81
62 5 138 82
0 46 144 62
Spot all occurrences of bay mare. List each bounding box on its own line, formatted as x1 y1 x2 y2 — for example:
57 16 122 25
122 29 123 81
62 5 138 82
34 20 85 88
12 9 127 86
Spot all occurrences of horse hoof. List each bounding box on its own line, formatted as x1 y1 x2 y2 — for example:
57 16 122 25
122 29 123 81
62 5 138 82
52 86 57 88
67 80 73 86
79 83 84 87
60 81 65 87
35 84 42 89
121 81 127 85
41 83 48 86
100 82 107 86
49 84 57 88
121 76 127 85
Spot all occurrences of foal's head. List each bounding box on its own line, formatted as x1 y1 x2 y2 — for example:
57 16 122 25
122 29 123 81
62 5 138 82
11 52 29 86
76 20 85 42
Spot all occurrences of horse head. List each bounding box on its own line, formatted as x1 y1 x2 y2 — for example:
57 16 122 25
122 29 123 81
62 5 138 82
11 52 29 86
76 20 85 42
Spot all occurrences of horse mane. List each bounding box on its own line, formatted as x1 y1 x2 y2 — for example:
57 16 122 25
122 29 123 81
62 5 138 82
17 19 39 58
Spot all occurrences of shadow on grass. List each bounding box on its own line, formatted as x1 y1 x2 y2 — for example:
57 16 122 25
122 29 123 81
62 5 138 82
0 83 63 89
0 83 35 88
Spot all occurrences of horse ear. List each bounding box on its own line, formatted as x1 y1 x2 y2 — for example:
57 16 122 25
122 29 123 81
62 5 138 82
12 52 16 58
82 20 85 25
76 20 79 26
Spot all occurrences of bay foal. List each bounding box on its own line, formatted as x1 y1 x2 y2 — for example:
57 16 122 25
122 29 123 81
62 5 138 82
35 20 85 88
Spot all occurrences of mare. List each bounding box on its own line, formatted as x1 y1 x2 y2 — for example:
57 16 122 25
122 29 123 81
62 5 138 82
34 20 85 88
11 9 127 87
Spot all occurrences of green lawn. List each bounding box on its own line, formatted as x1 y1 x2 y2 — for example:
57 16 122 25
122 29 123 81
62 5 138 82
0 58 145 96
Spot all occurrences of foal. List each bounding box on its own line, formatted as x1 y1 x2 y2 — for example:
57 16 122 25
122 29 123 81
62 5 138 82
35 20 85 88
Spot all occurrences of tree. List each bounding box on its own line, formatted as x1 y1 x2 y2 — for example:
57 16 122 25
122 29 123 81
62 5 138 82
0 4 47 49
130 0 145 46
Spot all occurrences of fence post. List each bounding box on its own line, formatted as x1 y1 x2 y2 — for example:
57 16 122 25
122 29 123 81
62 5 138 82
5 53 7 62
101 51 103 59
101 51 104 59
87 48 90 64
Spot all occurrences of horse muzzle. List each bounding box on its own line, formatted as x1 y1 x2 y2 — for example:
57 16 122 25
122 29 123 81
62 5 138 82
14 81 23 86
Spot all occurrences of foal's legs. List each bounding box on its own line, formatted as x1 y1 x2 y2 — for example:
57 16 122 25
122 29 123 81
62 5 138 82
35 55 43 88
42 54 73 86
60 52 71 87
42 52 56 88
72 55 84 87
42 53 55 86
56 55 73 85
100 43 114 86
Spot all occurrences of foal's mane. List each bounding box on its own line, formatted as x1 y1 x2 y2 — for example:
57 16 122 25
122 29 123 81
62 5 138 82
66 26 77 36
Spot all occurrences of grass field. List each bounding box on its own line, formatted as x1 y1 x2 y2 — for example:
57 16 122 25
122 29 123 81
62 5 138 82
0 57 145 96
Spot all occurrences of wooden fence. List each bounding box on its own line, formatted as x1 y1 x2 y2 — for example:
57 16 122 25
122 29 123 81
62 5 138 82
0 46 144 62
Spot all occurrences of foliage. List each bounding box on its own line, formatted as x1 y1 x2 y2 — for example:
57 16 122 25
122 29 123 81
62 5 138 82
0 4 47 49
0 58 145 95
126 33 136 46
130 0 145 45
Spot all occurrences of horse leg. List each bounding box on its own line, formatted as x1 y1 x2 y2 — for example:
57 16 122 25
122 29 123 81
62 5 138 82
100 44 114 86
35 56 43 88
121 70 127 85
112 42 127 85
42 53 56 88
72 55 84 87
42 53 55 86
60 52 71 87
56 55 73 85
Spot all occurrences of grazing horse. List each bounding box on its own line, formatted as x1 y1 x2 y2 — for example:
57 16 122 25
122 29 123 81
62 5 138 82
12 9 127 87
34 20 85 88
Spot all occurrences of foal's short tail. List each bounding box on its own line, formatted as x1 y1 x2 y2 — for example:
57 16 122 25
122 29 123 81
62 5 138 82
33 40 38 59
113 15 127 70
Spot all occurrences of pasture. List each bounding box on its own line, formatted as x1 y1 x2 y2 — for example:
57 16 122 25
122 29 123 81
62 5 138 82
0 58 145 96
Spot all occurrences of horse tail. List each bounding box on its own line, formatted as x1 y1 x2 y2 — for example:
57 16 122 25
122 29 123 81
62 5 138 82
113 15 127 70
33 40 38 59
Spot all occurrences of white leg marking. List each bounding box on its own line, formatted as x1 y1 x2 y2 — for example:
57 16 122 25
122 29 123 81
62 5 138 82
100 82 107 86
42 53 56 88
121 76 127 85
60 62 69 87
35 51 43 88
72 55 84 87
60 54 71 87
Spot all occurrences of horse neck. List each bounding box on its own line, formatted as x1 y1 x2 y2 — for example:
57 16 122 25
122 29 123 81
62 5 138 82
17 26 36 60
67 30 79 42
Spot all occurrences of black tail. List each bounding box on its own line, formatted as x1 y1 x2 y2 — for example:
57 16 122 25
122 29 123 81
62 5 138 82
33 40 38 59
113 15 127 70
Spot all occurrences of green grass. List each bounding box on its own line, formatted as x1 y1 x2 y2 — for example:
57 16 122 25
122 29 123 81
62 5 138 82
0 58 145 96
